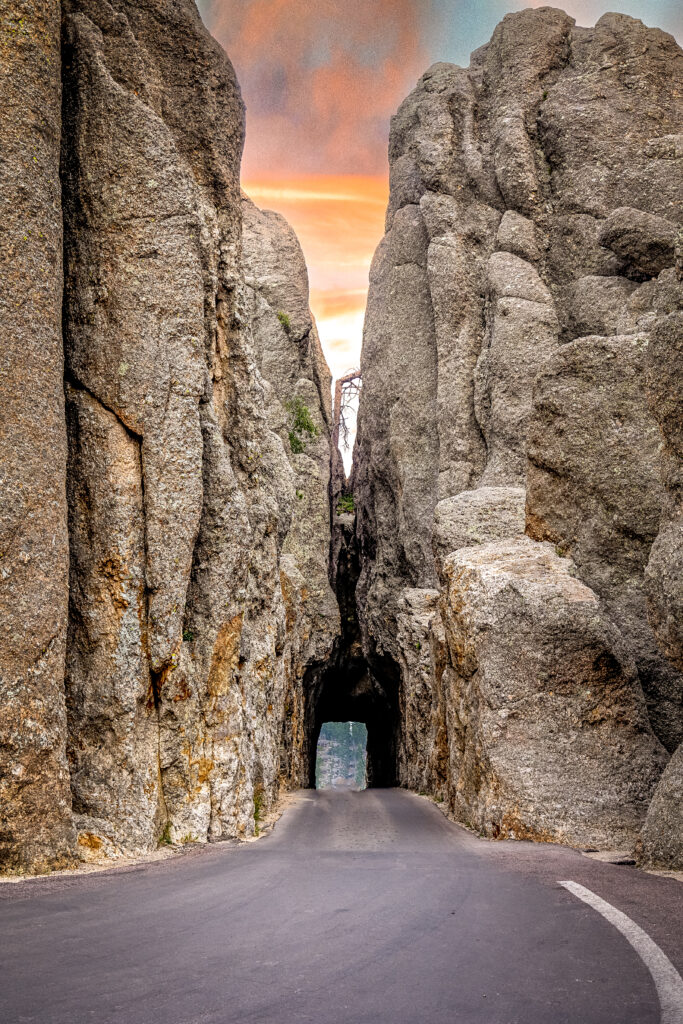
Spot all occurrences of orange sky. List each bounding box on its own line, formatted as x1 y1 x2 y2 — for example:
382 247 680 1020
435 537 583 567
200 0 683 382
199 0 431 378
244 175 387 378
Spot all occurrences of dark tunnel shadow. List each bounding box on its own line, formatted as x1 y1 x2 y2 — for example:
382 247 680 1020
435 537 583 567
304 652 400 789
297 490 403 790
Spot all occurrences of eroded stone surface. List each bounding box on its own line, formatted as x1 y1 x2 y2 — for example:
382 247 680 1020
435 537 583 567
644 263 683 678
639 741 683 869
598 207 678 278
1 0 339 871
527 334 683 751
353 8 682 858
0 0 77 873
439 539 667 848
432 487 526 579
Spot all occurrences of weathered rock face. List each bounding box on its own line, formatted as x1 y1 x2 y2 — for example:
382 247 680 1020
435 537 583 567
432 487 525 578
638 242 683 867
0 0 338 872
440 539 666 847
644 259 683 677
0 0 77 874
526 333 682 751
640 741 683 869
354 9 682 856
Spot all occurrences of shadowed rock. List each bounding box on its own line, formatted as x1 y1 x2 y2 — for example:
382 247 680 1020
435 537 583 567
639 742 683 869
0 0 77 874
598 207 678 278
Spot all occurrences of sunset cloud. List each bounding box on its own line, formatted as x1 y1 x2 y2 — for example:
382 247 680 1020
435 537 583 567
244 175 387 377
201 0 435 178
201 0 682 392
198 0 433 380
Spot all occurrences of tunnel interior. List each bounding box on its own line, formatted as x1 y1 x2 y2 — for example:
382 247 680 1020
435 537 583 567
305 654 400 789
301 513 402 790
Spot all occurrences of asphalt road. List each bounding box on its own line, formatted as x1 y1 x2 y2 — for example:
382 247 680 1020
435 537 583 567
1 789 682 1024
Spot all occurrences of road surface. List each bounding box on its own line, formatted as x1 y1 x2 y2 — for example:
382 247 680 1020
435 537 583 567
1 789 682 1023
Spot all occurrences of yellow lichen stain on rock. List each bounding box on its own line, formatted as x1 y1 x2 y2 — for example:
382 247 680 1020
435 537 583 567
178 740 214 795
77 832 103 852
207 614 244 698
499 809 558 844
196 758 214 785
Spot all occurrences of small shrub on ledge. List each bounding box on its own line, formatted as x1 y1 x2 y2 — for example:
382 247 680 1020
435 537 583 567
336 492 355 515
277 310 291 333
286 396 318 454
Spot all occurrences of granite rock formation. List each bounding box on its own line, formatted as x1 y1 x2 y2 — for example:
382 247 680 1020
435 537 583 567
2 3 682 875
353 9 682 860
440 539 666 848
0 0 338 872
639 235 683 866
0 0 77 874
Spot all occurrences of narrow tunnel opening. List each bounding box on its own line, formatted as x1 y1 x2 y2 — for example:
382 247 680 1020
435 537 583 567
296 468 403 792
303 654 401 790
315 721 368 790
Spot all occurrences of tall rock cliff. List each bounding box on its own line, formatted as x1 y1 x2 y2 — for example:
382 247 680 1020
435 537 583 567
353 10 682 860
0 0 76 874
0 0 338 872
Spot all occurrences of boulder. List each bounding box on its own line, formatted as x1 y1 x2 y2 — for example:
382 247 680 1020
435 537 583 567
639 741 683 869
496 211 540 264
440 538 668 849
432 487 526 578
567 275 639 339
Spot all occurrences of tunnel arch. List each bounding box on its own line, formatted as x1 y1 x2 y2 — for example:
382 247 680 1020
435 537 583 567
305 654 400 789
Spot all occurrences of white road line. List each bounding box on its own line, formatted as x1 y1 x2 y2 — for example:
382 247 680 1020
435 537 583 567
559 880 683 1024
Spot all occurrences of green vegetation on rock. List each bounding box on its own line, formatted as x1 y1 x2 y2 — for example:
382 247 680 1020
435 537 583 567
253 790 264 836
277 310 291 333
336 492 354 515
286 396 318 454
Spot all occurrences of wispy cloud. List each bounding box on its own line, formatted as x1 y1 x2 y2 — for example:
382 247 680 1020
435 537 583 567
202 0 435 178
202 0 682 392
